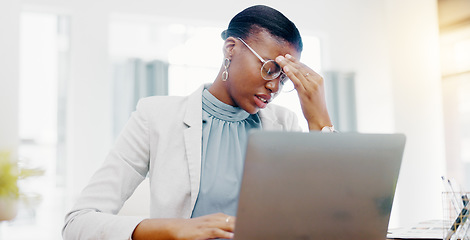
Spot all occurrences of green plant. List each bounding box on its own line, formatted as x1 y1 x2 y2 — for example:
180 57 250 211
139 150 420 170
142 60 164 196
0 151 44 199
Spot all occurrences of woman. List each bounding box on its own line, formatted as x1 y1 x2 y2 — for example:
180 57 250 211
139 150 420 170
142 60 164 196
63 5 333 240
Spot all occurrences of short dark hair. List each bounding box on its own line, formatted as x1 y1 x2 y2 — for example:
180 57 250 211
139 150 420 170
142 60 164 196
221 5 303 52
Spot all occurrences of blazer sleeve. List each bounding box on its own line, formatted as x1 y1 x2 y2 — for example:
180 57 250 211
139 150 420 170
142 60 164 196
259 104 303 132
62 99 152 240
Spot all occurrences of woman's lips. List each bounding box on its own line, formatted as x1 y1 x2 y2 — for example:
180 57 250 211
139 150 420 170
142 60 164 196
254 94 271 109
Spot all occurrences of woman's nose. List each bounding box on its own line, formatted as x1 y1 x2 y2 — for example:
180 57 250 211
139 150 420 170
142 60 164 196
265 79 281 94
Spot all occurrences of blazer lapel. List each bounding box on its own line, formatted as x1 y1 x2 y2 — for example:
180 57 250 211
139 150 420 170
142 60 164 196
183 85 205 214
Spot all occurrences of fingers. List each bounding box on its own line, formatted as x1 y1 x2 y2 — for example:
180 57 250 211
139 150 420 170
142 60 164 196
209 228 234 239
275 54 322 93
276 55 303 91
207 214 235 239
220 214 236 232
196 213 235 239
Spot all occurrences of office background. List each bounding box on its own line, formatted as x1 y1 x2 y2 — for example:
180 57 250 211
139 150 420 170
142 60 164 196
0 0 469 239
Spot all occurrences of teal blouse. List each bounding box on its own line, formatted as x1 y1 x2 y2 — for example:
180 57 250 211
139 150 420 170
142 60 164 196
191 89 262 218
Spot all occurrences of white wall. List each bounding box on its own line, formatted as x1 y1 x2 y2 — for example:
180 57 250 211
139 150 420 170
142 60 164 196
386 0 445 226
0 0 445 228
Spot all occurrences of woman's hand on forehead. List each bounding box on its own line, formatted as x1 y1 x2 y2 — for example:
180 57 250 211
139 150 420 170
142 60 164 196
275 54 332 131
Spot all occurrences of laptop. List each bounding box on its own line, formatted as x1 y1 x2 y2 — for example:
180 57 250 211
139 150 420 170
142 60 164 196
233 131 406 240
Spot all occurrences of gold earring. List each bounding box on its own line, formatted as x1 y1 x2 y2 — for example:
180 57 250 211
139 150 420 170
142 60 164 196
222 58 231 81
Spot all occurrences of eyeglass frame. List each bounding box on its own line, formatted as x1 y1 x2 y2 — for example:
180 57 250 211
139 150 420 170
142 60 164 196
237 37 289 86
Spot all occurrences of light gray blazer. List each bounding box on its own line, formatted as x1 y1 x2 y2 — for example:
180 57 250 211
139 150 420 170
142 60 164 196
63 84 301 240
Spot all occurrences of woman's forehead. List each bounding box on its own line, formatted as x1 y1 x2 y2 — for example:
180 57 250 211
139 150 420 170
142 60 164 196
245 31 301 59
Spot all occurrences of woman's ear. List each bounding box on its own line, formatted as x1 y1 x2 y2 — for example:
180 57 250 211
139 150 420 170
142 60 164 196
223 37 236 58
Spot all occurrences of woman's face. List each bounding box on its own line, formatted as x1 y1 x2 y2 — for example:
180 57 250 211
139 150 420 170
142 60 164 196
221 31 301 114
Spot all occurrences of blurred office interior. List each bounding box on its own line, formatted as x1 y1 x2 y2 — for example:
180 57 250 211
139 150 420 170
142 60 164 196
0 0 469 239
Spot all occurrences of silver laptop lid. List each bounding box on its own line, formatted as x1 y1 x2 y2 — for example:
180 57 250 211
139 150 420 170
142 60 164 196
234 131 405 240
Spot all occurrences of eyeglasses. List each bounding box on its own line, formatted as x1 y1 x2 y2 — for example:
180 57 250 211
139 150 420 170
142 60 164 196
237 38 291 91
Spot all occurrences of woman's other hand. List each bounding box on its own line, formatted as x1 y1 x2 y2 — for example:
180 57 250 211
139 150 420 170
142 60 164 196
132 213 235 240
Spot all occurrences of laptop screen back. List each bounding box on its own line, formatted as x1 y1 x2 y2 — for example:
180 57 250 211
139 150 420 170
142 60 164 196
234 132 405 240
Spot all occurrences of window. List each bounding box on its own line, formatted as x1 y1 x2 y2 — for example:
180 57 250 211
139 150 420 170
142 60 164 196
3 12 70 240
440 25 470 189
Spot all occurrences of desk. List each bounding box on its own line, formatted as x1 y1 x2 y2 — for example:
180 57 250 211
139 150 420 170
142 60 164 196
386 220 445 240
387 235 442 239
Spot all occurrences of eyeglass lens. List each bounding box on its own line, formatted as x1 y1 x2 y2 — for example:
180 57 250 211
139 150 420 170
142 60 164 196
261 60 294 92
261 60 281 80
